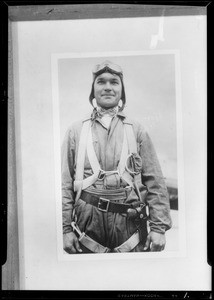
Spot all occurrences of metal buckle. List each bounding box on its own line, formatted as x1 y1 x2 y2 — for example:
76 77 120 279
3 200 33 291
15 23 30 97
98 169 120 180
98 169 106 180
97 197 110 212
71 221 82 237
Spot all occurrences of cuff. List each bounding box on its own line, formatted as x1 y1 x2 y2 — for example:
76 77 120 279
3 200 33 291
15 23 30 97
149 222 169 234
63 225 73 234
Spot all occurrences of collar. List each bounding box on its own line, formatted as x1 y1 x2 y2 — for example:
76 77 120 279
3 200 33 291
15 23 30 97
97 106 118 117
91 107 126 121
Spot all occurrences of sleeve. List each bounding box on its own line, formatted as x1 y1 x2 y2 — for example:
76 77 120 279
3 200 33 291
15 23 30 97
61 126 76 234
138 124 172 234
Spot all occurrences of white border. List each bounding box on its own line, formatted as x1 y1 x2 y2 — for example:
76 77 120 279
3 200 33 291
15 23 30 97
51 50 186 261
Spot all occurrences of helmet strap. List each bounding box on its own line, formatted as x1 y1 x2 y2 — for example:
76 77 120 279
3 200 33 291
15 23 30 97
92 98 97 108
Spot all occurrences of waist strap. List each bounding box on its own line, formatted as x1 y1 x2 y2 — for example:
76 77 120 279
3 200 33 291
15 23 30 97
80 190 132 214
71 222 140 253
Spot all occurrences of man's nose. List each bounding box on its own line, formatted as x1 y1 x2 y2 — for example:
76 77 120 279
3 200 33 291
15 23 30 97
104 82 112 90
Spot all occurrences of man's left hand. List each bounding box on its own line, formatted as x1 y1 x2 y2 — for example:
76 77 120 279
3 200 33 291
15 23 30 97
143 231 166 251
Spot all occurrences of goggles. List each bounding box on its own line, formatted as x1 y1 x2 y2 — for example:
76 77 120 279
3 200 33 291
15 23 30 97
92 61 123 79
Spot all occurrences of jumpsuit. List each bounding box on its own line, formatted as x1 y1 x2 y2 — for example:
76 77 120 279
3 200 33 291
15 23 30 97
61 109 172 252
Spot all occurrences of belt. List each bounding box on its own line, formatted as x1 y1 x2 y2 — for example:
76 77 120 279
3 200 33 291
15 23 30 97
71 221 141 253
80 190 132 214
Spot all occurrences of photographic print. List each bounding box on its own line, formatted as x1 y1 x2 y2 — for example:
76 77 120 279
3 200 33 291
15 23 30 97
52 52 183 259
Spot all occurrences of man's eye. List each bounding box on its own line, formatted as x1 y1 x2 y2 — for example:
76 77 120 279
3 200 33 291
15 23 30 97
111 81 119 85
97 81 104 84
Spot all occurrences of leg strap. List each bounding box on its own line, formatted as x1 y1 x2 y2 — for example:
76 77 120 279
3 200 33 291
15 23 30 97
79 234 110 253
71 222 140 253
113 230 140 252
71 222 110 253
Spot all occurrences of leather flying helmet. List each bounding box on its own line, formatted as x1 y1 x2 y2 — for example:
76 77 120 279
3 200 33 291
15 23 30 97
89 60 126 111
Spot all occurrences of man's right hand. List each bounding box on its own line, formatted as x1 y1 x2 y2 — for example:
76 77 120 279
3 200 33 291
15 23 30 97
63 232 83 254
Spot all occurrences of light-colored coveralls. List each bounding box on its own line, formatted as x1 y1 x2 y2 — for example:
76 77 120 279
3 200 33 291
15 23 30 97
61 109 172 252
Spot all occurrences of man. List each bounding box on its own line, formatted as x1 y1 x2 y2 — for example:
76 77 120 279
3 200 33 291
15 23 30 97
62 60 172 254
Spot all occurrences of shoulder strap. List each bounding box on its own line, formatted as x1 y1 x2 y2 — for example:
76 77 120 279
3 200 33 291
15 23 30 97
73 119 91 199
74 120 101 199
83 126 101 189
124 123 137 154
118 123 138 188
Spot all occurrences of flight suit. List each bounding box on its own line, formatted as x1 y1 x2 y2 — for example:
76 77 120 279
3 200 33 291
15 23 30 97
61 109 172 252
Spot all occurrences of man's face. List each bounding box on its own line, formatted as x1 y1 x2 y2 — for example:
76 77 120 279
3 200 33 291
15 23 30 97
94 72 122 109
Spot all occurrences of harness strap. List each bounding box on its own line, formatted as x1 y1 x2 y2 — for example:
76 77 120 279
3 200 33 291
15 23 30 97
71 221 140 253
117 127 133 187
86 122 134 188
82 125 103 189
74 119 139 199
124 122 137 153
73 120 91 199
79 233 110 253
113 230 140 253
121 123 143 198
118 123 138 188
71 222 110 253
85 121 137 188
